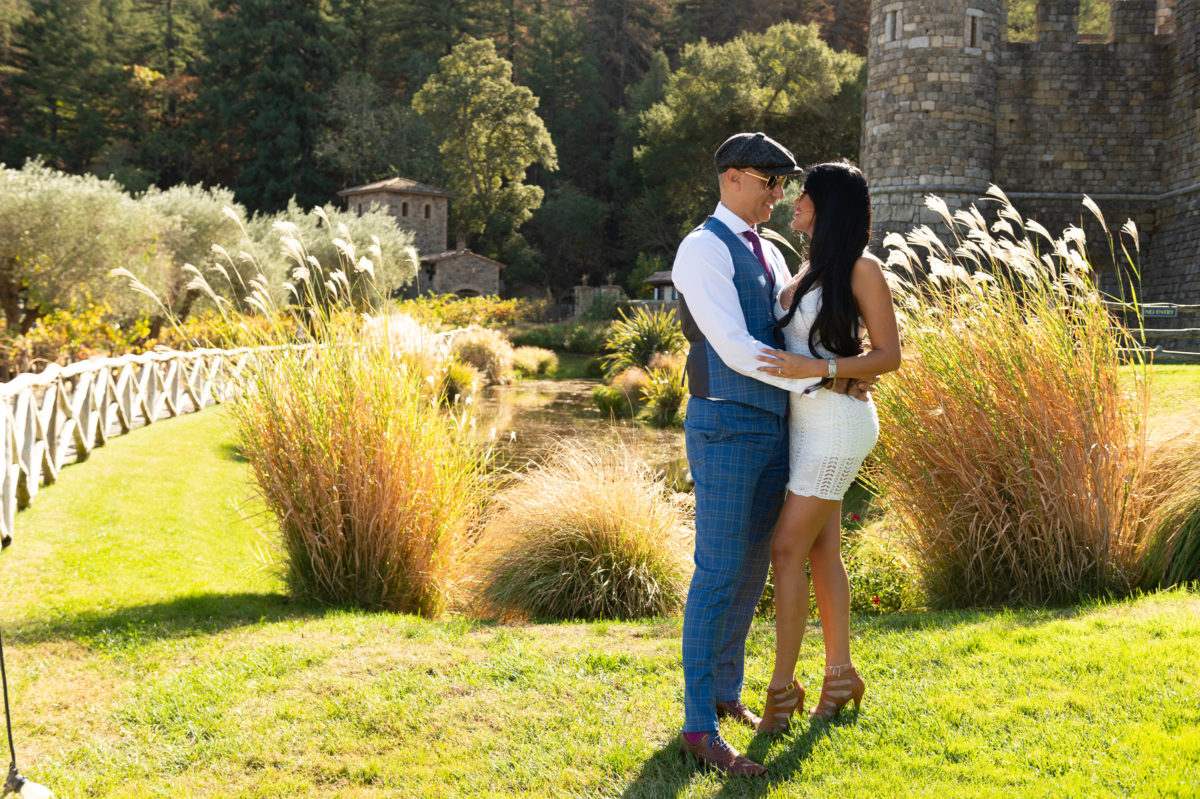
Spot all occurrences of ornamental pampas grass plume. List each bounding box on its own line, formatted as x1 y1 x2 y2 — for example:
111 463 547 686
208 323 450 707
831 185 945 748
869 189 1155 607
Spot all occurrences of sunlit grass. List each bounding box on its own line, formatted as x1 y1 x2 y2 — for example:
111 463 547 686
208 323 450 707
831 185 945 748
0 396 1197 797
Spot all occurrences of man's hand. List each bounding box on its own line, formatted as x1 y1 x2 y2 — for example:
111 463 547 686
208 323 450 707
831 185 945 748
846 377 878 402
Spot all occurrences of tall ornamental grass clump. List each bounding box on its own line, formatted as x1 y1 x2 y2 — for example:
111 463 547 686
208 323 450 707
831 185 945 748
472 442 693 621
870 188 1166 607
234 333 486 615
450 325 516 384
118 207 487 616
1137 435 1200 589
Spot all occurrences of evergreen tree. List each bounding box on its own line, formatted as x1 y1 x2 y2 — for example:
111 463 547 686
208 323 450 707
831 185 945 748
2 0 140 171
316 71 443 188
194 0 343 211
412 37 557 260
517 5 606 193
126 0 215 77
584 0 671 110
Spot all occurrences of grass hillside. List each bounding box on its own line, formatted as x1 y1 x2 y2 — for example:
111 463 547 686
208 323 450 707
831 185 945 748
0 369 1197 797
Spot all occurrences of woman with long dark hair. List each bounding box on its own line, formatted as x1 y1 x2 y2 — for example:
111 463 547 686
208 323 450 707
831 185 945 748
753 161 901 731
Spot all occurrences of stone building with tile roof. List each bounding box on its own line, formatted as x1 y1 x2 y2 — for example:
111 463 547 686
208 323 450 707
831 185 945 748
337 177 455 256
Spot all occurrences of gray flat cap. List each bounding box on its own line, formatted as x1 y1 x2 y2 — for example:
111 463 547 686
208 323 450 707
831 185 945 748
714 132 804 176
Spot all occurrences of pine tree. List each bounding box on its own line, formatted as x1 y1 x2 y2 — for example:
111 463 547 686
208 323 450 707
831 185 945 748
194 0 344 211
2 0 138 170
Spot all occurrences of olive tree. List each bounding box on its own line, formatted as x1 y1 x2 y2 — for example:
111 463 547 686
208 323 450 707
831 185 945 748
0 160 172 333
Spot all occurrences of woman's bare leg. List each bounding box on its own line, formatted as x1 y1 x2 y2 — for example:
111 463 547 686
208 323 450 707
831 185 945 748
768 492 839 690
808 503 852 667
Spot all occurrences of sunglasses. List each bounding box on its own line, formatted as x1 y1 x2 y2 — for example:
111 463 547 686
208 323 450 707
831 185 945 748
740 170 788 190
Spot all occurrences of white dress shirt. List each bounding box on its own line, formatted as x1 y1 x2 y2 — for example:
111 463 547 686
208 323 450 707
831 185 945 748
671 203 821 395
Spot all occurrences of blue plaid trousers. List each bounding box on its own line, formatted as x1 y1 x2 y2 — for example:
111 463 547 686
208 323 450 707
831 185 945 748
681 396 789 733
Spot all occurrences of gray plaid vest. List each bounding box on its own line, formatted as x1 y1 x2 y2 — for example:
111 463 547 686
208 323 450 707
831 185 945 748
678 216 789 417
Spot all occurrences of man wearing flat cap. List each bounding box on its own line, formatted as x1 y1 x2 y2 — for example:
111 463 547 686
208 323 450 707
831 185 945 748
672 131 815 776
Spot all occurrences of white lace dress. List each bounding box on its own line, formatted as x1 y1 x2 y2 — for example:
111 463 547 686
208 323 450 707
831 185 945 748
777 287 879 500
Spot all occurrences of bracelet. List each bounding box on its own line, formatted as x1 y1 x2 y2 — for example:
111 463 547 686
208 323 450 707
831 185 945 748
827 358 837 379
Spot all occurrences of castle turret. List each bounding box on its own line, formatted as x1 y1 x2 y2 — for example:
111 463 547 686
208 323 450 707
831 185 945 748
861 0 1003 239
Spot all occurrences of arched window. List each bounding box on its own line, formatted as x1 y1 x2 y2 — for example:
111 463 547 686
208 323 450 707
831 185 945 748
402 202 409 217
425 204 432 219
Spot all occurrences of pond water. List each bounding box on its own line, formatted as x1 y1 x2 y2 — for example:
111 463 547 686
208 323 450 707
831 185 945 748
472 377 691 490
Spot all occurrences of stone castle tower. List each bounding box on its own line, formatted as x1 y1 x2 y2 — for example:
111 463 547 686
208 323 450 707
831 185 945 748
861 0 1200 307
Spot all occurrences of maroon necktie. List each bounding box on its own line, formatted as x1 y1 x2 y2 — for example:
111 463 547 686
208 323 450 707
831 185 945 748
742 230 775 287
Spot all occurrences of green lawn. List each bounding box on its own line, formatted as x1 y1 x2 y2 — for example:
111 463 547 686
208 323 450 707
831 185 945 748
1 392 1198 797
1145 363 1199 420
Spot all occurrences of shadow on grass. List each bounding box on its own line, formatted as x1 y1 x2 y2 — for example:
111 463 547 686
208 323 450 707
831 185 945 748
6 591 331 645
619 737 702 799
852 604 1091 635
218 442 249 462
620 720 843 799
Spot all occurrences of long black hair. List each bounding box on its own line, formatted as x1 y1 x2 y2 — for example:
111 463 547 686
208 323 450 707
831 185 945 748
775 161 872 358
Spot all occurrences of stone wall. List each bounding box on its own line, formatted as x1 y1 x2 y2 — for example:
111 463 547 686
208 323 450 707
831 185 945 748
862 0 1200 311
349 190 449 256
428 253 502 297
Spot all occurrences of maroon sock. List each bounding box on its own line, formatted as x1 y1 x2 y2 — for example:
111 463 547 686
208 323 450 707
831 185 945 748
683 732 708 744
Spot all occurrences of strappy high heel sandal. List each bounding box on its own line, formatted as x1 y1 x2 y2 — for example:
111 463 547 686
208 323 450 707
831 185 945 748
757 679 804 734
810 663 865 721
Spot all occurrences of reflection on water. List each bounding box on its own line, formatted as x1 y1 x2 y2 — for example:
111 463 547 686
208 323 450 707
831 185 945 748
473 378 691 490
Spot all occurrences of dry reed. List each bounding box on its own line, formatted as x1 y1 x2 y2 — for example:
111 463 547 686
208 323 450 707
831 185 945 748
870 188 1160 606
233 335 487 615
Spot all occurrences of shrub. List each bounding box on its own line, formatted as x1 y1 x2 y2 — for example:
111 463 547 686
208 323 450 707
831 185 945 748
439 358 482 405
1138 435 1200 588
472 442 693 620
611 366 650 405
640 361 688 428
869 190 1154 607
755 514 921 618
844 522 922 614
139 183 248 319
0 160 174 332
584 357 607 378
508 324 560 350
450 325 516 384
593 385 635 418
509 320 611 354
601 306 687 376
512 346 558 377
562 321 611 354
395 295 556 329
1 304 153 378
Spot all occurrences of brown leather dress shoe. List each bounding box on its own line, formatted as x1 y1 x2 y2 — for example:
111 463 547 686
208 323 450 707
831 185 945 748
679 732 767 777
715 700 762 729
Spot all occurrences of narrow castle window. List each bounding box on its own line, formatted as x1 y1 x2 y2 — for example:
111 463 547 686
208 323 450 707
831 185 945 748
885 9 903 42
966 9 984 49
402 201 409 217
425 204 431 219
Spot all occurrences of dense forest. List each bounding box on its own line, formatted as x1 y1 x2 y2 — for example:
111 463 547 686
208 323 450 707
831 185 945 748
0 0 871 296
